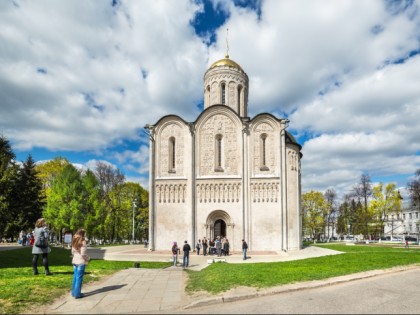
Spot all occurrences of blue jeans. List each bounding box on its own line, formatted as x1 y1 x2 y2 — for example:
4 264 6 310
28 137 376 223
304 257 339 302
72 264 86 298
173 254 178 266
243 248 247 260
183 254 189 267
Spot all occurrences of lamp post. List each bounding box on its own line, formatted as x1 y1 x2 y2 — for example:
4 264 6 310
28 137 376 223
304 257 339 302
132 199 136 244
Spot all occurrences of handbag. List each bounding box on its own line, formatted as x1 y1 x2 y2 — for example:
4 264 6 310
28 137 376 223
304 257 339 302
35 230 48 248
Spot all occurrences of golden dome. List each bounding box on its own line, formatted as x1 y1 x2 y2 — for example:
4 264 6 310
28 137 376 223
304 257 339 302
209 55 244 72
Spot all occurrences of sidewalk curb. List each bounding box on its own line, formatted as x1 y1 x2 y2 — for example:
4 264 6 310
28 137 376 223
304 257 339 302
183 264 420 310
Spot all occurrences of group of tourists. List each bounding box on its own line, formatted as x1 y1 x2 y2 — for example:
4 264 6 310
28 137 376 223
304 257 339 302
171 240 191 268
195 236 230 257
171 237 249 265
18 230 34 246
29 218 90 299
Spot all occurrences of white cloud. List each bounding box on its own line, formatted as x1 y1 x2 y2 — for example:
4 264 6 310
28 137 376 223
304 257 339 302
2 0 420 199
0 0 207 151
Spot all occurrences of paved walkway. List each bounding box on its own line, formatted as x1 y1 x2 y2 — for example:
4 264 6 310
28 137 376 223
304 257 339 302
31 244 417 314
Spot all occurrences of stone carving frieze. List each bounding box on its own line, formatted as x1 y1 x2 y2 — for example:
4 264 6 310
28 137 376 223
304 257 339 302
288 150 298 171
196 181 241 203
156 182 187 204
250 181 280 203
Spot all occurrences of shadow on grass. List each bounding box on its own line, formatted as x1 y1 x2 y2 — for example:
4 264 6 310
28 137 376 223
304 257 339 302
84 284 127 297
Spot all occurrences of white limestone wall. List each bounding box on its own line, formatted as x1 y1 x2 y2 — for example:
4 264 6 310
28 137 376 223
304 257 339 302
286 145 302 250
153 117 193 250
204 66 248 117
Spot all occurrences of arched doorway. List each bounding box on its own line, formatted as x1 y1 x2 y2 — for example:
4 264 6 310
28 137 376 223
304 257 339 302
206 210 234 243
214 219 226 238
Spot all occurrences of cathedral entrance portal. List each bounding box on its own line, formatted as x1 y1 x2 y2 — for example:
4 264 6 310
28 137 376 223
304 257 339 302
205 210 234 249
214 219 226 238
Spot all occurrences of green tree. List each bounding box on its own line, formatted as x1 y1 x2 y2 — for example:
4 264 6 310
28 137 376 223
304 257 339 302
9 155 45 235
353 173 373 238
94 161 125 243
324 188 337 240
44 164 84 243
302 190 328 241
0 135 19 240
35 157 70 199
81 169 103 241
369 182 402 237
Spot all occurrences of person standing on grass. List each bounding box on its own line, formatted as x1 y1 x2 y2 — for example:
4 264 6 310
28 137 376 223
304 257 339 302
71 229 90 299
242 239 248 260
32 218 51 275
182 240 191 268
172 242 180 266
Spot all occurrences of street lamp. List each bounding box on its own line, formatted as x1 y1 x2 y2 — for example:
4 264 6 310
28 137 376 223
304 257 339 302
132 199 136 244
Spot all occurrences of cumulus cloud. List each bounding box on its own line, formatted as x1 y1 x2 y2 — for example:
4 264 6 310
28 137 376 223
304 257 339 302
0 0 207 152
1 0 420 197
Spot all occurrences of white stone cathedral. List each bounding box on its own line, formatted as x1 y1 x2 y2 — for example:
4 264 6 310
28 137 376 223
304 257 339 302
145 54 302 252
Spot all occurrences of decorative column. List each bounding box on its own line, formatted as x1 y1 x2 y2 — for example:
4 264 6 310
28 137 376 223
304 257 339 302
145 125 155 251
189 123 196 247
280 119 288 251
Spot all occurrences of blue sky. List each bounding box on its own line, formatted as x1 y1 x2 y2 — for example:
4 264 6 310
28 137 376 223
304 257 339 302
1 0 420 201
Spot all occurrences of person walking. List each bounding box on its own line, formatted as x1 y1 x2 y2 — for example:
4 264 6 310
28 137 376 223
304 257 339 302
405 239 409 249
182 240 191 268
71 229 90 299
202 237 208 256
32 218 52 275
172 242 180 266
196 239 201 255
242 239 248 260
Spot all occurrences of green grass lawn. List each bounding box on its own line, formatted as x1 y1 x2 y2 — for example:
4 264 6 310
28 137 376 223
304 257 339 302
0 247 171 314
186 244 420 294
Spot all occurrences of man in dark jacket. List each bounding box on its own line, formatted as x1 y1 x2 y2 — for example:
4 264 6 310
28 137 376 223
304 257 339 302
242 239 248 260
182 240 191 268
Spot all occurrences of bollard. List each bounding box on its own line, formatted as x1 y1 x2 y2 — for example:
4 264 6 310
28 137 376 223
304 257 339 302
134 262 140 268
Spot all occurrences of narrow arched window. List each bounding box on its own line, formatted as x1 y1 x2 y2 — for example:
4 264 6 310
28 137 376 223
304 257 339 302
168 137 176 173
206 85 210 107
221 83 226 105
237 85 242 114
260 133 269 171
215 134 223 172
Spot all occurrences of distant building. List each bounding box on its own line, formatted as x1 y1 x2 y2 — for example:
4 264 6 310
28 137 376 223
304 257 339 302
384 206 420 239
145 54 302 252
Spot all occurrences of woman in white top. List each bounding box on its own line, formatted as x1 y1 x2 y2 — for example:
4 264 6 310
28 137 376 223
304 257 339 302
71 229 90 299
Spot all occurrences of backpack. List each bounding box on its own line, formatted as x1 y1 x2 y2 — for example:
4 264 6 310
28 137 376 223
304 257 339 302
35 230 48 248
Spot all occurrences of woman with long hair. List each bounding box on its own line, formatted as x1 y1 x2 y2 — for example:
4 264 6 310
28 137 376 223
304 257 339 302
32 218 51 275
71 229 90 299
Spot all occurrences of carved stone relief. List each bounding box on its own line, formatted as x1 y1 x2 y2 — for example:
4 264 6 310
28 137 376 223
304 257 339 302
156 182 187 203
197 181 241 203
250 181 279 203
253 122 276 175
288 150 298 171
199 114 239 176
159 123 184 177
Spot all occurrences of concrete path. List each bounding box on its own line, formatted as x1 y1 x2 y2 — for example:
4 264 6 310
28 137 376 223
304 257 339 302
32 244 417 314
37 245 342 314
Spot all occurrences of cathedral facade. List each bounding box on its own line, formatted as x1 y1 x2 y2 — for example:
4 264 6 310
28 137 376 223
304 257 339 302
145 55 302 252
